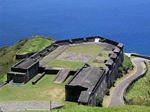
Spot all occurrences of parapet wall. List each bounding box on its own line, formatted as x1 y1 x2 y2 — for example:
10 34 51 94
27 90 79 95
131 53 150 60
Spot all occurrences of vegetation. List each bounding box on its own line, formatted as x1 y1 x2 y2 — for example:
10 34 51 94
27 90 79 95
0 36 53 82
22 105 150 112
0 39 27 82
66 44 102 55
48 59 85 70
0 75 65 102
17 36 54 55
119 55 133 74
43 44 103 70
125 63 150 106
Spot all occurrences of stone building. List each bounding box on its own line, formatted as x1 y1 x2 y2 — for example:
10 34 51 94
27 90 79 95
65 66 107 105
7 59 39 83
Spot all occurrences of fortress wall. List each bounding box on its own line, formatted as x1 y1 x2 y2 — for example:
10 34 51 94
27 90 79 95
105 46 124 88
13 59 25 67
44 68 59 74
88 72 107 106
30 52 41 59
103 38 119 46
131 53 150 60
16 52 35 59
11 67 27 73
26 62 39 82
7 72 26 83
30 44 58 59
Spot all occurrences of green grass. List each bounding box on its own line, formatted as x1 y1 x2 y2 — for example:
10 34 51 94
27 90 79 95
125 63 150 106
0 36 54 82
17 36 54 55
48 59 85 70
21 105 150 112
44 44 113 69
119 55 133 74
0 39 27 81
66 44 102 55
95 56 109 61
0 75 65 102
43 44 104 69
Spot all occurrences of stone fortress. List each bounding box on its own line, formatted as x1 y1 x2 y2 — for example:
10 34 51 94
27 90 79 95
7 36 124 106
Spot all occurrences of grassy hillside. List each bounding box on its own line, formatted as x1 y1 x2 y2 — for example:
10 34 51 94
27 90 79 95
17 36 54 55
0 36 53 82
0 75 65 102
125 62 150 106
22 105 150 112
119 55 133 74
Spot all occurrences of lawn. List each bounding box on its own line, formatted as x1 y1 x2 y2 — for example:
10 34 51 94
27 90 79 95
42 44 113 69
66 44 102 55
0 75 66 102
17 36 54 55
48 60 85 70
119 55 133 74
22 105 150 112
125 63 150 106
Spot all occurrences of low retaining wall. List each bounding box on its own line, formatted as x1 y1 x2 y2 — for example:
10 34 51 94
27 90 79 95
16 53 35 59
131 53 150 60
123 61 148 104
44 68 59 74
0 82 7 88
32 72 45 85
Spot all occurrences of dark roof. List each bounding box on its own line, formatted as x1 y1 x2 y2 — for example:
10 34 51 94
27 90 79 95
78 91 90 103
105 59 114 66
110 53 117 59
113 47 121 53
68 67 105 103
69 67 105 91
16 59 37 69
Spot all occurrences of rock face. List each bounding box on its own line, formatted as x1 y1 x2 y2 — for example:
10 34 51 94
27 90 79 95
7 36 124 106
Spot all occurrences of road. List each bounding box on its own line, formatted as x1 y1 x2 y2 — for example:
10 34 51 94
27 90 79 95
109 57 148 107
0 101 63 112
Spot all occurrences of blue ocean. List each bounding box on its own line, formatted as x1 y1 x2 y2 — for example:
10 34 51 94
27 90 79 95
0 0 150 55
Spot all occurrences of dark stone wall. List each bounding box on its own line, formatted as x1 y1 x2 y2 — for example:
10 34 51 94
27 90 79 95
7 72 26 83
65 85 87 102
106 47 124 88
11 67 27 73
88 74 107 106
26 61 39 81
16 53 35 59
13 75 26 83
44 68 59 74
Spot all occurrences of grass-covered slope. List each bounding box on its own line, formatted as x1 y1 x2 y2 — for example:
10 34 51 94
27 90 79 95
22 105 150 112
119 55 133 74
0 40 27 82
0 75 65 102
17 36 54 55
125 63 150 106
0 36 53 82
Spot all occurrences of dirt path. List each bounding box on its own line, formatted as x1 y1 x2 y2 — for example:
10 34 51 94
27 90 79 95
0 101 63 112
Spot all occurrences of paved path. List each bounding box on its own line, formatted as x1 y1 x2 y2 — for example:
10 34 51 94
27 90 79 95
0 101 63 112
109 57 148 107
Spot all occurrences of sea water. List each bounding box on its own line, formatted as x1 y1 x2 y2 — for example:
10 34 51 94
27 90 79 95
0 0 150 55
